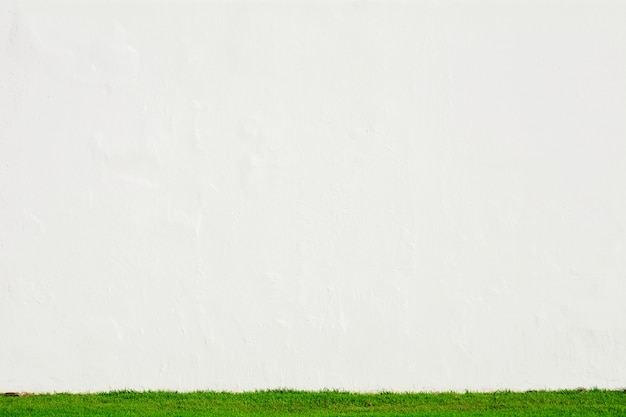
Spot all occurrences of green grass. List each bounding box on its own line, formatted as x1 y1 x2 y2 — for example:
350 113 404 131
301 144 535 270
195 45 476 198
1 389 625 416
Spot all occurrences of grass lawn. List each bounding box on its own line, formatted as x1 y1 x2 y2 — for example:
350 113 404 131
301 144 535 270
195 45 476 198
1 389 625 416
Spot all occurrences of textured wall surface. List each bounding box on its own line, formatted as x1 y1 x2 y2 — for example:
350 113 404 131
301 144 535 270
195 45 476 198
1 0 626 393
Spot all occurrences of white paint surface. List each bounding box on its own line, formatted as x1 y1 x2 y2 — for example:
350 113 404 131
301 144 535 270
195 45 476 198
1 0 626 393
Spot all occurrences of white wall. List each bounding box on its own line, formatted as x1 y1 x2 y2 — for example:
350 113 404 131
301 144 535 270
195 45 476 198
1 0 626 393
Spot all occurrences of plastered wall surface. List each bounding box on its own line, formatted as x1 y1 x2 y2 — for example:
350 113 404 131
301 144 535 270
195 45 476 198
1 0 626 393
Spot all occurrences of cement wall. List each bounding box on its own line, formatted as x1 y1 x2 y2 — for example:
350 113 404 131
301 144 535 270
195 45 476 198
1 0 625 392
